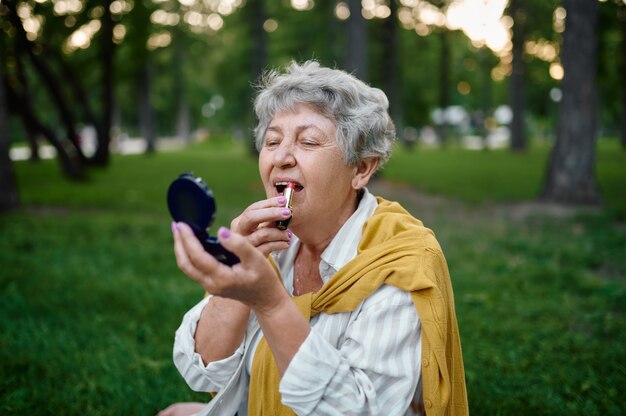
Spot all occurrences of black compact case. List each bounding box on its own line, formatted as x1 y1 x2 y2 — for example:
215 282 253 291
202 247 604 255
167 173 240 266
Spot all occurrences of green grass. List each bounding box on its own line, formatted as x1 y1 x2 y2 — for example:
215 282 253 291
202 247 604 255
436 214 626 415
1 140 625 414
382 139 626 218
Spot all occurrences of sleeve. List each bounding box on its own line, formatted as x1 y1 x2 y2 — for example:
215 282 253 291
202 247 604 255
173 295 246 393
279 285 422 416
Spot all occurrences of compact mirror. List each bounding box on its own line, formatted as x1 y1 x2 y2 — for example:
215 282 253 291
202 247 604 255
167 173 240 266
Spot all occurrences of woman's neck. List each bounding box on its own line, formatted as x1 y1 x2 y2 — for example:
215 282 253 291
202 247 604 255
293 243 324 296
292 189 361 249
291 191 361 296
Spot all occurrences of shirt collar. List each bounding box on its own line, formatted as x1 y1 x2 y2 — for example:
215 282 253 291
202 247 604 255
272 188 378 289
318 188 377 282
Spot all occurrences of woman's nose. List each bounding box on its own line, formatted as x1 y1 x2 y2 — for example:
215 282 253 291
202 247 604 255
273 142 296 167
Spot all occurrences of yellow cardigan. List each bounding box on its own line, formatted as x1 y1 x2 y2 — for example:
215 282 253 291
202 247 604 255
249 198 468 416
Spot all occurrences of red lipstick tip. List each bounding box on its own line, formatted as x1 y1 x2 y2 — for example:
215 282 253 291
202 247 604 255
286 182 297 189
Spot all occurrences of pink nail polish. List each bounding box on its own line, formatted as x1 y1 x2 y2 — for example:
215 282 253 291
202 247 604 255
287 231 293 238
218 227 231 239
278 196 287 204
281 209 292 217
171 222 179 233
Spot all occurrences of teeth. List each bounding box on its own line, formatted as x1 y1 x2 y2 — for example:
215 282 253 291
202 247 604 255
275 181 302 193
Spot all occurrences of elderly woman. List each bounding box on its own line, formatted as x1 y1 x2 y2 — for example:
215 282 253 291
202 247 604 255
167 61 467 416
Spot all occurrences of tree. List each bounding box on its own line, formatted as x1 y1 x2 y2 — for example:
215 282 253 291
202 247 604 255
3 0 88 171
91 0 116 166
435 28 451 147
173 29 191 144
540 0 601 205
0 51 20 212
617 2 626 150
139 59 157 153
346 0 368 81
380 0 403 133
508 0 526 152
250 0 267 81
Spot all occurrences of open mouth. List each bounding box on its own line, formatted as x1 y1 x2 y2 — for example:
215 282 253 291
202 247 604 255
275 181 304 194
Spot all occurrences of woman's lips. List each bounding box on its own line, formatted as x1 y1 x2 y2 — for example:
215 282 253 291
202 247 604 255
275 181 304 194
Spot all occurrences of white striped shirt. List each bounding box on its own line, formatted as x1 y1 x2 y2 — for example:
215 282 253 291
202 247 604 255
173 188 423 415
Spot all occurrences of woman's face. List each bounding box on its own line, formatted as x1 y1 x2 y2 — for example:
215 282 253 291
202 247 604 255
259 103 360 240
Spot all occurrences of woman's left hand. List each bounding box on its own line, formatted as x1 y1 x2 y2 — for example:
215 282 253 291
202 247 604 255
173 222 288 313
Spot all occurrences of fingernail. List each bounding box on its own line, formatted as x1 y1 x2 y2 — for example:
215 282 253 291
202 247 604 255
171 222 179 233
278 196 287 204
287 231 293 238
218 227 231 239
281 209 292 217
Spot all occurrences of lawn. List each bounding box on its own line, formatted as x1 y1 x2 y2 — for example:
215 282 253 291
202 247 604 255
1 140 625 415
382 139 626 218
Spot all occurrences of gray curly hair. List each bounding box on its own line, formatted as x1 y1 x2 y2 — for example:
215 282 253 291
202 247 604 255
253 61 396 168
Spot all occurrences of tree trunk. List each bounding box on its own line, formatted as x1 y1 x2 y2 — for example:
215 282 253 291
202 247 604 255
173 31 190 144
5 0 86 163
3 14 85 179
0 56 20 212
26 129 40 162
247 0 267 155
128 0 156 153
381 0 403 134
139 60 156 154
14 59 41 162
480 49 493 150
176 93 191 144
51 49 100 141
509 0 527 152
251 0 267 82
437 29 451 147
346 0 368 81
617 3 626 150
92 0 115 166
540 0 601 204
6 80 86 180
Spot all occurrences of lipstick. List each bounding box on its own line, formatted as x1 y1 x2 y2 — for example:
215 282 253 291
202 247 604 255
276 182 296 230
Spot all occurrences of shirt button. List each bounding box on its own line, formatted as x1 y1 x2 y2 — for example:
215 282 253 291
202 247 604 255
424 399 432 408
422 358 429 367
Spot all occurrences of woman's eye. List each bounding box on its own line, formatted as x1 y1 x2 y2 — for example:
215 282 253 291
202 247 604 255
264 139 280 148
301 139 319 147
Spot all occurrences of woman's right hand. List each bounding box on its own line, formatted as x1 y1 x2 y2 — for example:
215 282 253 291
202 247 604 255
230 196 293 257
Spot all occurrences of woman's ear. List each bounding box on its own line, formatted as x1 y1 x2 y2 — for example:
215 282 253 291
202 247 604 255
352 158 379 190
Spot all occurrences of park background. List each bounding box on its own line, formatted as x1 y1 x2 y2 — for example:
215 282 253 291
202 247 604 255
1 0 625 414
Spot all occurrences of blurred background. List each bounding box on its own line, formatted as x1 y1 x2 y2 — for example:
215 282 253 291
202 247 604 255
1 0 625 415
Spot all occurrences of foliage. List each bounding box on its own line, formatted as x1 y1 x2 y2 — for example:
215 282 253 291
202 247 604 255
1 143 625 414
4 0 621 143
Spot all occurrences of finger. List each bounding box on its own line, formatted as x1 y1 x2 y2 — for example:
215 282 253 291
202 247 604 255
216 227 265 265
176 222 221 275
234 197 292 234
172 222 205 281
256 241 291 257
172 222 192 270
236 207 292 234
246 195 288 210
246 227 291 248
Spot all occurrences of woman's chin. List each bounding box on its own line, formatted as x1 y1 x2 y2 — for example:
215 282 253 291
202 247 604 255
286 216 307 233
